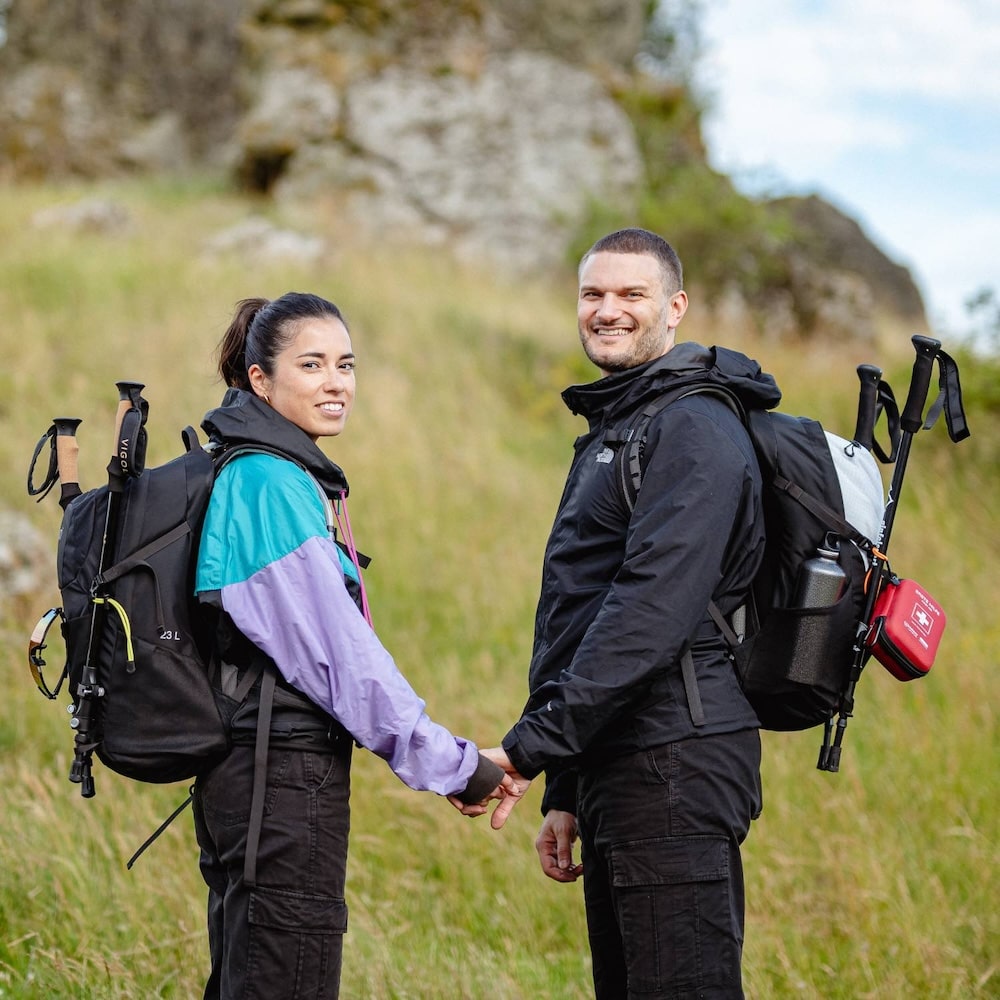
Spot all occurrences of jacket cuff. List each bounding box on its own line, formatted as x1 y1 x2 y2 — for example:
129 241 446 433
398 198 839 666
501 734 543 781
452 754 505 805
540 767 578 815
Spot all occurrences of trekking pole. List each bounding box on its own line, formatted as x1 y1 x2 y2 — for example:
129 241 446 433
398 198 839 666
819 335 941 771
69 381 146 797
53 417 84 509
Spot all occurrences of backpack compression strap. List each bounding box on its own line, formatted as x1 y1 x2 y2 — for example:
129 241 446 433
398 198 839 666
746 407 876 551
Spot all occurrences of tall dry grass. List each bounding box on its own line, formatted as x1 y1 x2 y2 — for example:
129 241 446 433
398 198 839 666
0 178 995 998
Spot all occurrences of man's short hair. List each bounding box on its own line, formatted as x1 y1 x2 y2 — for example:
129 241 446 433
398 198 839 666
580 228 683 293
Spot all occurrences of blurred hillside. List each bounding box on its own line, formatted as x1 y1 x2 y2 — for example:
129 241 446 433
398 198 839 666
0 0 930 345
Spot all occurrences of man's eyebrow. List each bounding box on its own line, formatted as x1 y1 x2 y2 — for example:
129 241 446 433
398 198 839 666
580 283 651 294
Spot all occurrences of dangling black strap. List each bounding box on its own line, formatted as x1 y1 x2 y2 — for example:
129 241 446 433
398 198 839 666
126 659 266 872
244 667 276 888
707 602 739 648
680 648 706 727
871 380 901 464
921 349 970 443
126 788 195 870
27 425 60 502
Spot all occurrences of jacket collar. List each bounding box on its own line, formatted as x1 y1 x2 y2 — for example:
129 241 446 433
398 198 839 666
201 388 350 497
562 343 715 423
561 342 782 429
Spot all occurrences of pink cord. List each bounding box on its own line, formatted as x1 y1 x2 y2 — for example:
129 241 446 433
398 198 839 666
335 490 372 627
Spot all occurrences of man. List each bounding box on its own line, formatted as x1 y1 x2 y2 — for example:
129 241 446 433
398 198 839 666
484 228 783 998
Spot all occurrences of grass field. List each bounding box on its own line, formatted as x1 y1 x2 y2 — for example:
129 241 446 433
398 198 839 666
0 178 995 998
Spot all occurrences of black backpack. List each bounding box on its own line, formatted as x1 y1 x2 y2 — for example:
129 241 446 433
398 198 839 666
28 419 270 795
29 385 367 876
617 383 888 735
27 387 310 873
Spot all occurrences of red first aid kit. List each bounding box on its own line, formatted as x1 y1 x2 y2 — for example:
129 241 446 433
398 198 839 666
866 577 946 681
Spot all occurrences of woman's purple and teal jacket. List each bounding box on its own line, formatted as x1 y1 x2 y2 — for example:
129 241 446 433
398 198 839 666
194 388 501 805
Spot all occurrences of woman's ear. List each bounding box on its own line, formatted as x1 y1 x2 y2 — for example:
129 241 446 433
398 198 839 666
247 363 270 401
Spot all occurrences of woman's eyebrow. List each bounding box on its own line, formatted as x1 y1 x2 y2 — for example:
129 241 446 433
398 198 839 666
294 351 356 361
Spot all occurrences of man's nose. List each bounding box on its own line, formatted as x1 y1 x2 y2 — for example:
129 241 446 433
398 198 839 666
596 293 622 320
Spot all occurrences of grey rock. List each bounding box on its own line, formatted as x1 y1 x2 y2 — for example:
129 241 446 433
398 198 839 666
273 52 641 272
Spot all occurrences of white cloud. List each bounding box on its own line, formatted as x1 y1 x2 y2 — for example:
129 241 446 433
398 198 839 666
696 0 1000 332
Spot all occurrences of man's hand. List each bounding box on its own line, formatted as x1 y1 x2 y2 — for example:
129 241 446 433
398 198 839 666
535 809 582 882
447 748 531 829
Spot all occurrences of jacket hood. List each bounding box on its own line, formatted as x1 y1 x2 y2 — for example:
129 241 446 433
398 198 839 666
201 387 349 497
562 341 782 424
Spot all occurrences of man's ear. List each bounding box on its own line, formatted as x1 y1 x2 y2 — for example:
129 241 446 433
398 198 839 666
669 290 689 327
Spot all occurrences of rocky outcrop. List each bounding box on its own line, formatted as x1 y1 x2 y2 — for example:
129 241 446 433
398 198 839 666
0 0 644 273
0 0 242 176
776 195 927 326
0 511 50 609
253 52 641 272
234 1 644 273
0 0 928 333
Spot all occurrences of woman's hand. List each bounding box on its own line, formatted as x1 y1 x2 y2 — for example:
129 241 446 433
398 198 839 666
448 749 531 829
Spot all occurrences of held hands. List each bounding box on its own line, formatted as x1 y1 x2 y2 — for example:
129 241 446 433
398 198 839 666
447 748 531 830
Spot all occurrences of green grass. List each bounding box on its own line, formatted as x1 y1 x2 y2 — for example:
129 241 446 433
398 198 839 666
0 178 996 998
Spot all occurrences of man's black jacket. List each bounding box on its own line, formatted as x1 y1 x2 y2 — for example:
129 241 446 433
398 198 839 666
502 342 782 813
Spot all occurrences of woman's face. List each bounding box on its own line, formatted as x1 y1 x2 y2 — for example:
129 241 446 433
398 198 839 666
249 316 356 441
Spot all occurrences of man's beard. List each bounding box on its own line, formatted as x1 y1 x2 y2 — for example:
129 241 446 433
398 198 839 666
580 323 670 372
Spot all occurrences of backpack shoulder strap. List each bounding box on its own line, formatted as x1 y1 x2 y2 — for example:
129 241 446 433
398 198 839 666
619 384 744 512
214 444 337 535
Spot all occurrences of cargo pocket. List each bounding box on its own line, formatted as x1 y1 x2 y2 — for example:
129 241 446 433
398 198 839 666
246 886 348 1000
609 835 741 996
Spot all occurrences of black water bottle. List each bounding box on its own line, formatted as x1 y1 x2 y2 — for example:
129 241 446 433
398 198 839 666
795 540 846 608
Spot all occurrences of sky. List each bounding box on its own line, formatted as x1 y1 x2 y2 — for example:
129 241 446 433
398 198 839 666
693 0 1000 340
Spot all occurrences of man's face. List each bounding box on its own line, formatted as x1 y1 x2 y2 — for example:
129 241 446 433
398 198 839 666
577 251 688 375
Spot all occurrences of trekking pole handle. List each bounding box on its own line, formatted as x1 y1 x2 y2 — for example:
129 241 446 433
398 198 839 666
113 381 144 451
853 364 882 450
900 336 940 434
110 381 145 480
53 417 84 509
53 417 83 485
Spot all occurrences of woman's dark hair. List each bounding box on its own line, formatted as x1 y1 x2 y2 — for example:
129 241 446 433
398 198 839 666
217 292 349 390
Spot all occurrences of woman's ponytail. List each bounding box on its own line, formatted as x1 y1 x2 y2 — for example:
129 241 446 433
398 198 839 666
217 297 268 390
216 292 348 392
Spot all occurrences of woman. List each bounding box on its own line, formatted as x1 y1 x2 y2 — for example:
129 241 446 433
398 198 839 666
192 292 516 999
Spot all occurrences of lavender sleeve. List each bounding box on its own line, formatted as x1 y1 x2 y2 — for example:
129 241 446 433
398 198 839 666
201 457 487 798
